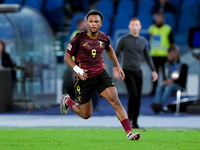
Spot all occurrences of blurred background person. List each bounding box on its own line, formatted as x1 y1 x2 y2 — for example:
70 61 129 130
0 40 16 93
151 0 176 15
70 18 87 39
62 68 76 100
151 44 188 113
113 17 158 128
0 40 13 70
149 12 174 95
92 91 99 111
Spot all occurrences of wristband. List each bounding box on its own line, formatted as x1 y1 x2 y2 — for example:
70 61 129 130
73 65 84 75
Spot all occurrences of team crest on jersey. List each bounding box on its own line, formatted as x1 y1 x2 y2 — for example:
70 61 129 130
83 42 89 46
99 41 103 48
67 43 72 50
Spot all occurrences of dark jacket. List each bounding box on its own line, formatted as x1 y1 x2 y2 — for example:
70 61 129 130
1 52 16 81
1 52 13 68
164 60 188 88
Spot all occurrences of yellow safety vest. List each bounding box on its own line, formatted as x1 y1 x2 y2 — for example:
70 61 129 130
70 30 80 61
149 24 171 57
70 30 80 39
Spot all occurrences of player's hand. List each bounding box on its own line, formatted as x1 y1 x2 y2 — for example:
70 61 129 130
117 66 125 80
152 71 158 82
78 69 88 81
113 67 120 80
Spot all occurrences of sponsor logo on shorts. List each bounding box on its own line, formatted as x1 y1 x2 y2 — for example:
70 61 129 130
78 96 81 102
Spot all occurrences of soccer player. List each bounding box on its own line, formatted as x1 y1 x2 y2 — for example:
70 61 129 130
60 10 140 140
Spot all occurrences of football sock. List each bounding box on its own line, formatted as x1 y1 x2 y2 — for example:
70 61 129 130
121 119 132 136
66 98 76 109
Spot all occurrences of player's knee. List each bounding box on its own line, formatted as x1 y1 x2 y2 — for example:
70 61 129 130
109 93 120 104
82 115 91 119
108 93 116 100
82 112 92 119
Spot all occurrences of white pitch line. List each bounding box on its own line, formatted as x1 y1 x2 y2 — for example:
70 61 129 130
0 115 200 128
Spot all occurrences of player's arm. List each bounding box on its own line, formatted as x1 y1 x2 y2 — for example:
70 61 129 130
64 52 76 69
106 46 125 80
65 36 88 80
64 52 88 80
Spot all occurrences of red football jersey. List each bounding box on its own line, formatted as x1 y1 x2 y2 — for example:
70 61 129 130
66 30 111 78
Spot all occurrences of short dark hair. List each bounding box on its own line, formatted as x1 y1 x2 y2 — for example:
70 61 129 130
86 10 103 21
0 40 5 53
168 44 179 54
130 17 141 23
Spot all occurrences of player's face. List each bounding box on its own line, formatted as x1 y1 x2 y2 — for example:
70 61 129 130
129 20 141 35
87 15 102 34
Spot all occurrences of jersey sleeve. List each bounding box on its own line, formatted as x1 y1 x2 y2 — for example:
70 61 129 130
66 34 79 56
104 35 111 51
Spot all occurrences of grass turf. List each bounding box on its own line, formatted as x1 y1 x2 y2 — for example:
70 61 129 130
0 128 200 150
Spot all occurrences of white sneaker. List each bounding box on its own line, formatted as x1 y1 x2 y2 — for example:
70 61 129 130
60 94 70 115
128 132 141 140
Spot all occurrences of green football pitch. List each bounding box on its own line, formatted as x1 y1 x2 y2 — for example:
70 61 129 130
0 127 199 150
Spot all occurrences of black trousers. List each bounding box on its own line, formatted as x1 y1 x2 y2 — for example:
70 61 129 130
151 57 167 94
123 69 143 126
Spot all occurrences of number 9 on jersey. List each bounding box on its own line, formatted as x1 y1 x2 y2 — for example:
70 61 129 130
91 49 96 57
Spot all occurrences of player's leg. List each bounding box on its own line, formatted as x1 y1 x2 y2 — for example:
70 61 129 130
73 101 92 119
62 95 92 119
100 86 127 121
60 78 93 119
94 71 140 140
100 86 140 140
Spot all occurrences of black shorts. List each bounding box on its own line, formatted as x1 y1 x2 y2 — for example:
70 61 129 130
74 70 115 105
